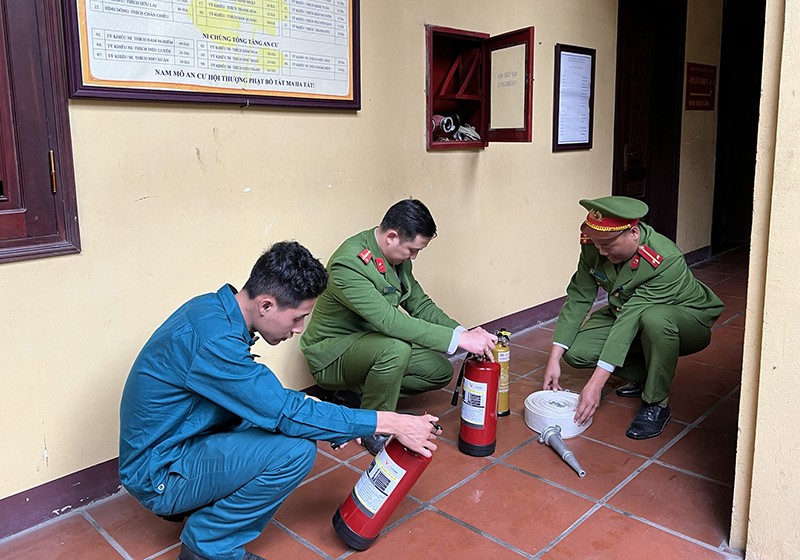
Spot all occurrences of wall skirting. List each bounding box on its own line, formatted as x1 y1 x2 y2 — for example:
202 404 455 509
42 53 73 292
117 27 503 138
0 458 120 541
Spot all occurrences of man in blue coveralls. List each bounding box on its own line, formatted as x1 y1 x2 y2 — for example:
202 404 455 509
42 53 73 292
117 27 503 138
119 241 442 560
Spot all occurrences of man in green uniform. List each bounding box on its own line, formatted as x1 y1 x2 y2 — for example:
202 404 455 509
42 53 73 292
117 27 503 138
543 196 725 439
301 199 498 454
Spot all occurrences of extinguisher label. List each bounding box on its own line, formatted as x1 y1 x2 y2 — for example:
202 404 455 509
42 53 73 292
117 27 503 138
497 351 510 362
461 377 488 427
352 447 407 516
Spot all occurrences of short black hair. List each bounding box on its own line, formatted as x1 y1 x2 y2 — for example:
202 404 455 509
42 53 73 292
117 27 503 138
379 199 437 241
242 241 327 308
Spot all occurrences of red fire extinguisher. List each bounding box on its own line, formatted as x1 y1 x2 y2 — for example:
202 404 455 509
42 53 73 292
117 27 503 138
451 354 500 456
332 437 433 550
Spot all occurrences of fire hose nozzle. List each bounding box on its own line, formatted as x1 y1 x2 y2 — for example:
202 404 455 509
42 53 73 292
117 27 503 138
538 425 586 478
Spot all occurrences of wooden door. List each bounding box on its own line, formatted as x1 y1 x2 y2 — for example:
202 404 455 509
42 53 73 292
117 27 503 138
613 0 687 240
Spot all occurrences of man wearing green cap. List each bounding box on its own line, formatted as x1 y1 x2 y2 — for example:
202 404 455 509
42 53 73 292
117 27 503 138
543 196 724 439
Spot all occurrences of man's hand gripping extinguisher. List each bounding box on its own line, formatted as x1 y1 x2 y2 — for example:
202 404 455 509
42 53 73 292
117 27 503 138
451 353 500 456
332 434 436 550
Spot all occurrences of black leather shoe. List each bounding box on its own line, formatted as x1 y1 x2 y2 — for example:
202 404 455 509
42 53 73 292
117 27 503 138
615 381 644 398
362 434 391 455
177 544 207 560
626 403 671 440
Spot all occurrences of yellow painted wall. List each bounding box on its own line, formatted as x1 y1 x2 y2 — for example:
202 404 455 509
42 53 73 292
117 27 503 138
0 0 620 499
677 0 723 252
732 0 800 555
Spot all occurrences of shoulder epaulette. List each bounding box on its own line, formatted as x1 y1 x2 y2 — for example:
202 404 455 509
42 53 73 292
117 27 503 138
580 233 592 245
358 249 372 264
637 244 663 268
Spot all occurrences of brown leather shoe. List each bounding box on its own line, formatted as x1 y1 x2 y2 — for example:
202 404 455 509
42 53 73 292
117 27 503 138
615 381 644 398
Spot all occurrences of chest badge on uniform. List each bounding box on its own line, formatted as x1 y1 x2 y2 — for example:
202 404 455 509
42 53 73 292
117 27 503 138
375 257 387 273
358 249 372 264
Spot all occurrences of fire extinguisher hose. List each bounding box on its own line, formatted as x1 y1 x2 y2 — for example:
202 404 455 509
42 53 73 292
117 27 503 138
450 356 471 406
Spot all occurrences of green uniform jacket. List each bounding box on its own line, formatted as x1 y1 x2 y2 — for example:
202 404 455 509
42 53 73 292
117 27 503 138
300 228 460 372
552 223 724 367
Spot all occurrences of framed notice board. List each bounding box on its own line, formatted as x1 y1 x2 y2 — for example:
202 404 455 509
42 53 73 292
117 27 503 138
63 0 361 109
552 43 595 151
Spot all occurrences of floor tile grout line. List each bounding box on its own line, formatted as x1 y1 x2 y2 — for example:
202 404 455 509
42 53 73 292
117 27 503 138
423 459 499 504
650 384 741 464
300 462 347 487
0 508 83 545
648 458 735 488
531 503 605 559
0 488 125 546
518 340 744 555
601 502 739 557
142 542 181 560
528 392 731 557
716 310 746 329
426 370 740 552
80 511 135 560
497 460 603 504
270 518 335 560
532 382 743 553
425 505 537 559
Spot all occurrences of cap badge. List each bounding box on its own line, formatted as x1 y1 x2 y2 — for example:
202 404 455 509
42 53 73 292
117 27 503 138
589 209 603 221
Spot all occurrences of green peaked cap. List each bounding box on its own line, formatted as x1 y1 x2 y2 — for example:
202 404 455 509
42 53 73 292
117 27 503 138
579 196 649 232
579 196 649 219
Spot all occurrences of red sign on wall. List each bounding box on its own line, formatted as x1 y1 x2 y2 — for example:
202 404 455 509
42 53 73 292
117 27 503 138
685 62 717 111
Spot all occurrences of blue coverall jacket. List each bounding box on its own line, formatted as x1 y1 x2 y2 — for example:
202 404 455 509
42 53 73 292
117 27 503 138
119 285 377 558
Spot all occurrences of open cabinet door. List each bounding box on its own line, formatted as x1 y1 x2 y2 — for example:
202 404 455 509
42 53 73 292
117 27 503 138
483 27 535 143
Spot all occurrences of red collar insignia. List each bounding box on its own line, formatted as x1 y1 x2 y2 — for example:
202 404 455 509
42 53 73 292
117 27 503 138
637 245 663 268
375 257 387 273
358 249 372 264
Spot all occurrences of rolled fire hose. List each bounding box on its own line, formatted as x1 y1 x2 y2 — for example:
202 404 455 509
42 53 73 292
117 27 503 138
524 391 589 477
523 390 590 438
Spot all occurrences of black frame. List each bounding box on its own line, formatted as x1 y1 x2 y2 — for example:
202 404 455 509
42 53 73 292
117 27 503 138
552 43 595 151
62 0 361 109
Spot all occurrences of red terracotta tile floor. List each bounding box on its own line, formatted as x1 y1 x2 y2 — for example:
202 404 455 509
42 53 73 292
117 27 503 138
0 249 749 559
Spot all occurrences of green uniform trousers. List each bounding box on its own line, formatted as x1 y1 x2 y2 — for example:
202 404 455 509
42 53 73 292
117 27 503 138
563 304 712 404
312 333 454 411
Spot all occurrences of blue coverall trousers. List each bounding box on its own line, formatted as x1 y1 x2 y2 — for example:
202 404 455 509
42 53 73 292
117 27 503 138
142 426 316 560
